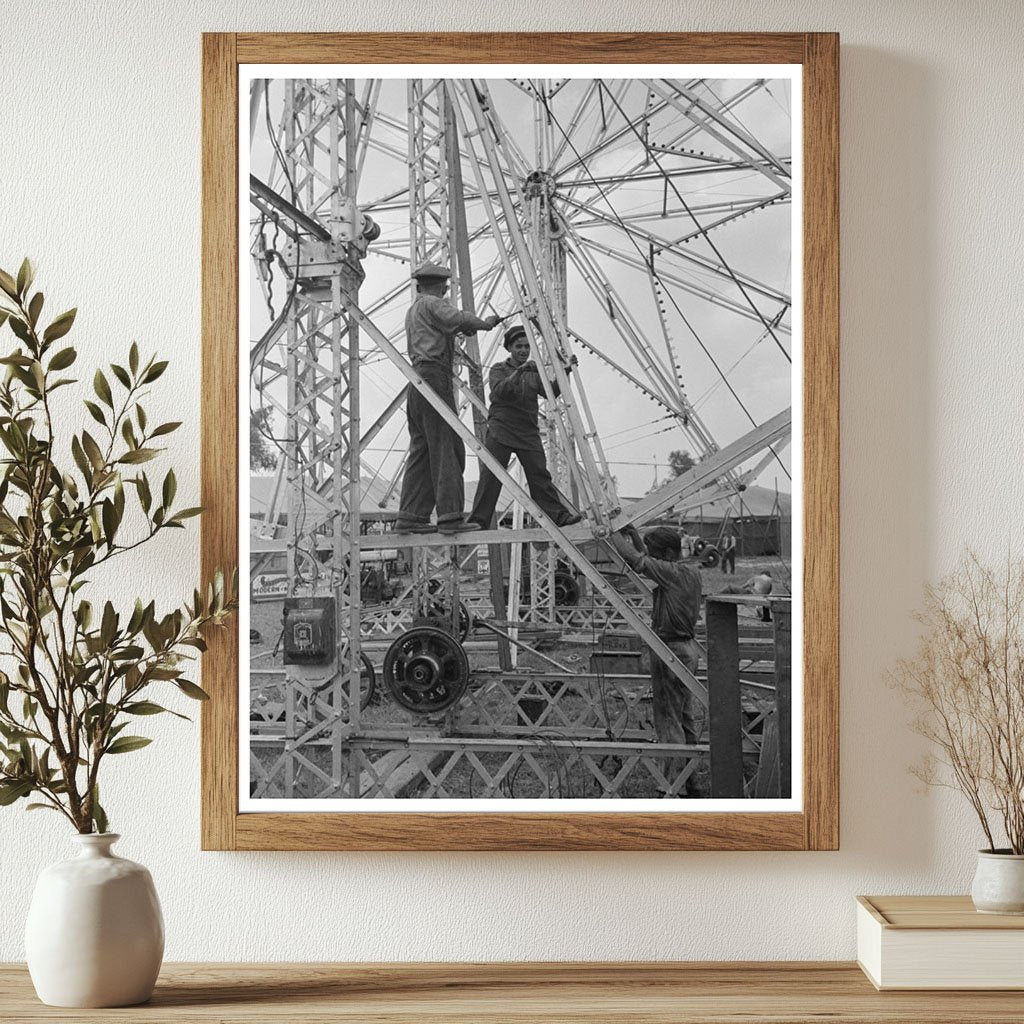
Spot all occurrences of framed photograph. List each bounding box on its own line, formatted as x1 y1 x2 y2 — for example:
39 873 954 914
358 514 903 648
201 32 838 850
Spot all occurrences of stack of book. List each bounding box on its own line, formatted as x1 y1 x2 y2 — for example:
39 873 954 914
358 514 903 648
857 895 1024 990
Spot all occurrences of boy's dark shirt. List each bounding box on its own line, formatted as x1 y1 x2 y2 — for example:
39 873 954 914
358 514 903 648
486 358 560 452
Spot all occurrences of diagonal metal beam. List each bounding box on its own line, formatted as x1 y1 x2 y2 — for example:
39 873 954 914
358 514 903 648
614 410 792 529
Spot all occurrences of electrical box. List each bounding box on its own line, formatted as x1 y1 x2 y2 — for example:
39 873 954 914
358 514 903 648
282 597 336 665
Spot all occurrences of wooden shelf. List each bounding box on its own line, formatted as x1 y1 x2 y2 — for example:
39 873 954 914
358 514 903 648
3 962 1024 1022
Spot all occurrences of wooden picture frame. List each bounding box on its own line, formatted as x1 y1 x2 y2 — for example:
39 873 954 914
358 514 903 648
201 32 838 851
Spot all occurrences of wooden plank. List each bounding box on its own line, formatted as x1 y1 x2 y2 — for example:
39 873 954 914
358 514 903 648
236 32 809 65
773 603 792 799
200 32 238 852
3 962 1024 1022
802 31 841 852
234 811 805 852
706 599 743 799
204 31 839 852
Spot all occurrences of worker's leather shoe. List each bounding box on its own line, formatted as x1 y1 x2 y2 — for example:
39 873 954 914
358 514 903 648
557 513 583 526
438 519 481 534
395 520 435 533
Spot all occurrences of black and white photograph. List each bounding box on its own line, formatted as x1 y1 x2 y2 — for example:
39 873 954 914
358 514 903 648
242 66 801 808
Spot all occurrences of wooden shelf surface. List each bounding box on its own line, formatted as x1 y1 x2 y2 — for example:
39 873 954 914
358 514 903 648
3 962 1024 1022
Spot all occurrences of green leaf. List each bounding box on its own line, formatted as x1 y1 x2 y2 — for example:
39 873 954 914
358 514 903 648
16 258 34 298
83 400 106 427
43 308 76 343
48 346 77 371
150 421 181 438
136 404 147 432
118 448 157 465
9 317 31 345
71 435 91 481
124 700 165 715
26 803 61 813
110 363 131 388
101 498 117 547
129 342 139 375
136 473 152 513
93 369 113 408
0 269 18 300
27 292 43 328
105 735 152 755
81 431 104 471
121 418 137 449
0 779 33 805
162 468 176 508
100 601 117 647
91 785 108 834
176 679 210 701
142 360 168 383
124 700 188 722
169 507 203 524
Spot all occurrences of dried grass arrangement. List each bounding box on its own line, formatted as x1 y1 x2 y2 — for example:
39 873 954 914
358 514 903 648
895 552 1024 854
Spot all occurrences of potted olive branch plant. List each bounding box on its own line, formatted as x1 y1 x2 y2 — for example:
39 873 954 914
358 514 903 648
895 551 1024 914
0 259 236 1007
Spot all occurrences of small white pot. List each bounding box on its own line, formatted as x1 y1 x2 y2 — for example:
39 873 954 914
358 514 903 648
25 833 164 1007
971 849 1024 915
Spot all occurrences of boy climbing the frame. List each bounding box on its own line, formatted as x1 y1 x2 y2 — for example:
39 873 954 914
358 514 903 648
468 324 582 530
610 523 707 797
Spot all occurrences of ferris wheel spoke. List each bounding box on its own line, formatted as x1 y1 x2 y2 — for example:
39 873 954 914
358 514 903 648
642 80 791 194
577 231 791 335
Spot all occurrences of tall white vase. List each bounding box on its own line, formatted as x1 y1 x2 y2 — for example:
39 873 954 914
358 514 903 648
25 833 164 1007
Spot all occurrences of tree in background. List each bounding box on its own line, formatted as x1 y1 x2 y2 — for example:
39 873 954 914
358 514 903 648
668 449 695 477
250 407 277 471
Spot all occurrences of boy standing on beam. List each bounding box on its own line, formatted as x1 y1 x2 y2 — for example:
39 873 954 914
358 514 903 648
395 261 502 535
468 324 582 530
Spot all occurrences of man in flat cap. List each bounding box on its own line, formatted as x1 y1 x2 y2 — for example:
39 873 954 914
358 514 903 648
611 523 706 797
395 261 502 534
468 324 581 530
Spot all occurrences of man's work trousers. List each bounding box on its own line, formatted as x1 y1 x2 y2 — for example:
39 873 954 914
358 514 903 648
721 548 736 574
397 367 466 526
470 434 572 527
651 639 705 796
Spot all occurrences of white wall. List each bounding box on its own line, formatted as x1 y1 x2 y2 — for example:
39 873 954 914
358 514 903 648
1 0 1020 961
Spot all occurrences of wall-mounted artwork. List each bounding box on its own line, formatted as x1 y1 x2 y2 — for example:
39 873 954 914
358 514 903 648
201 33 839 850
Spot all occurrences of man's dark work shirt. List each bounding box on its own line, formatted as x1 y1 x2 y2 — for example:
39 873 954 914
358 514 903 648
486 358 560 452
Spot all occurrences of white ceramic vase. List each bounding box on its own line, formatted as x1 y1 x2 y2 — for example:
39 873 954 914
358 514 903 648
971 849 1024 915
25 833 164 1007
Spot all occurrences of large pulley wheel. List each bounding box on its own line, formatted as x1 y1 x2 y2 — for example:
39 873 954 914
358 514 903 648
553 570 580 606
311 651 376 710
701 545 721 568
383 626 470 713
